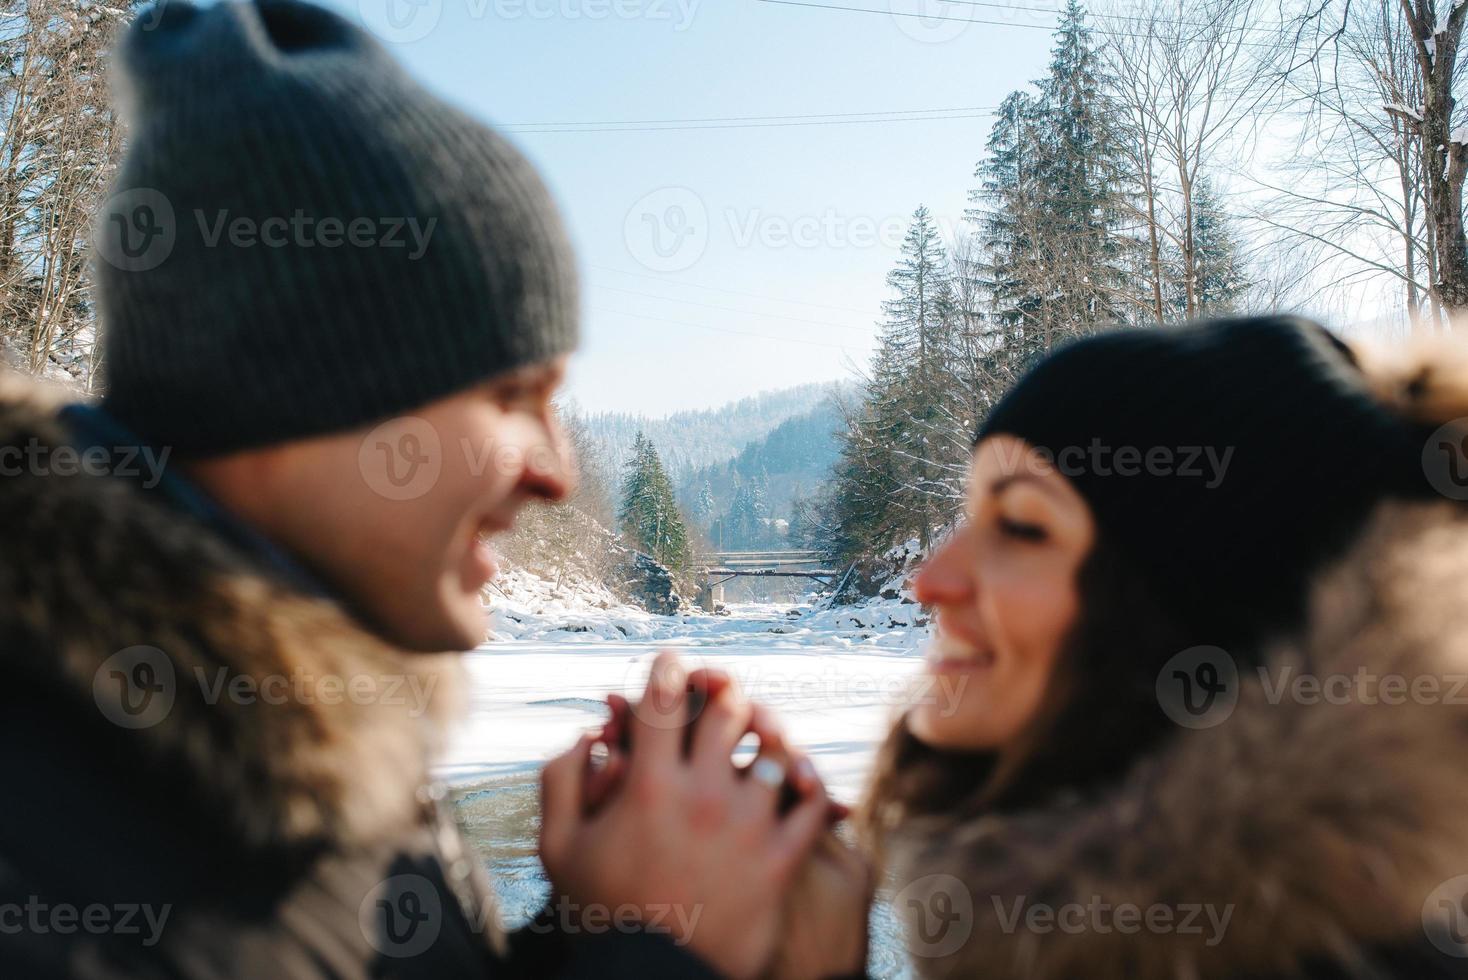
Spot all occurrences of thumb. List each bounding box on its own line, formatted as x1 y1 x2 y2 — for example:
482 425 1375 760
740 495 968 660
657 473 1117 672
540 734 593 868
772 774 832 882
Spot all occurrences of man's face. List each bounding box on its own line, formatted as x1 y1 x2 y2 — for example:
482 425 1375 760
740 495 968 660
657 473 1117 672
191 358 574 652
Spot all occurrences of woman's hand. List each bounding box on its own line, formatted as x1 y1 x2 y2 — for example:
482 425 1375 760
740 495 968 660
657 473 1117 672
768 832 874 980
539 652 833 980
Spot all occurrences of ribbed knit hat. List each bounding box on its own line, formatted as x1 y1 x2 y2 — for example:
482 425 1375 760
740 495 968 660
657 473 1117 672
977 316 1438 649
95 0 579 457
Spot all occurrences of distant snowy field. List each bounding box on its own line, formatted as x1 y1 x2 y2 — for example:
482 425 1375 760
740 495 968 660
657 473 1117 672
440 572 929 978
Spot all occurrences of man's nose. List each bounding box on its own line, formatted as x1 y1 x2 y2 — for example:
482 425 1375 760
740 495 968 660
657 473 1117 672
521 432 575 502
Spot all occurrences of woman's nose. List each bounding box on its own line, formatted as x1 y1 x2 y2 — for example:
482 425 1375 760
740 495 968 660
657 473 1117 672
914 529 976 607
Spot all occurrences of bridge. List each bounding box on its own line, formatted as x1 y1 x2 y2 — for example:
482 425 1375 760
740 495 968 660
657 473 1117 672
695 551 839 611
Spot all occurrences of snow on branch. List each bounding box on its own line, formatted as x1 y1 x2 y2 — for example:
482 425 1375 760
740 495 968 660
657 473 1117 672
1384 102 1425 123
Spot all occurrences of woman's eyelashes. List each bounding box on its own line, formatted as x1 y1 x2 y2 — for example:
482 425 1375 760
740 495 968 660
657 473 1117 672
998 515 1048 542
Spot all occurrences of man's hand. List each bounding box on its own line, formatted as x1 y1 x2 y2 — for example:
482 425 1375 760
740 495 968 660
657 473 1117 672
539 652 832 980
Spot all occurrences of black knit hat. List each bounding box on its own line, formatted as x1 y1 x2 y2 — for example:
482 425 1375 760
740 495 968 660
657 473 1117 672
95 0 579 457
977 316 1437 649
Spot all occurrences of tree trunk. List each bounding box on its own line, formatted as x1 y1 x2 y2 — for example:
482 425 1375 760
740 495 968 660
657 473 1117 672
1406 0 1468 312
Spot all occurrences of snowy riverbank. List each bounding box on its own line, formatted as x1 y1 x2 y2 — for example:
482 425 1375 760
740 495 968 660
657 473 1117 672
443 593 930 799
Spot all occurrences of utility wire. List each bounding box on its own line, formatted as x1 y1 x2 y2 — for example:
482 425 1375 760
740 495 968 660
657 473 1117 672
592 306 864 350
756 0 1282 48
504 110 997 133
591 264 875 314
593 282 872 331
506 105 1000 127
937 0 1294 36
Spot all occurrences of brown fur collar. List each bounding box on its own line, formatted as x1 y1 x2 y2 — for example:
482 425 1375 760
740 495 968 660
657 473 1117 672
881 498 1468 979
0 373 465 854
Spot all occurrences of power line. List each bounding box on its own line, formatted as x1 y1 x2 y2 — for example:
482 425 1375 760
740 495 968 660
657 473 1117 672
937 0 1293 36
503 110 997 133
591 263 875 314
756 0 1282 48
758 0 1135 37
591 306 864 350
506 105 1000 127
592 282 872 331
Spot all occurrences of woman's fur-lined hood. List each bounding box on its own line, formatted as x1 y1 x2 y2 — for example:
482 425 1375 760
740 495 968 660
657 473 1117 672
878 336 1468 979
884 499 1468 979
0 374 466 854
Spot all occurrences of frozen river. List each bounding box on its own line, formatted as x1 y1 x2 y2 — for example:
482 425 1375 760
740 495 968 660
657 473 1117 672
438 600 927 978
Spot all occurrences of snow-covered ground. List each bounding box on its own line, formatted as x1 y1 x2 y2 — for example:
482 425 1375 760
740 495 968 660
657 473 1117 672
440 581 930 979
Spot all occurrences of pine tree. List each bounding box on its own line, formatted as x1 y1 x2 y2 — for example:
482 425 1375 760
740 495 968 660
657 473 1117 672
750 466 771 545
971 0 1137 356
823 207 971 565
971 91 1048 371
694 479 716 532
618 433 691 571
1035 0 1135 334
877 207 967 550
1187 179 1249 315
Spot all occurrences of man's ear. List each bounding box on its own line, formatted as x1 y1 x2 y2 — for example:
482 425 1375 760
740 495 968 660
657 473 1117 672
1354 334 1468 427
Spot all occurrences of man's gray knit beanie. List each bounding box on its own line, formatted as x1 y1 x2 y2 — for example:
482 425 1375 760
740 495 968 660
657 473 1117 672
96 0 579 457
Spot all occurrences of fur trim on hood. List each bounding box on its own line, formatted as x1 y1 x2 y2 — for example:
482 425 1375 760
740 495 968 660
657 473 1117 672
882 497 1468 979
0 374 466 854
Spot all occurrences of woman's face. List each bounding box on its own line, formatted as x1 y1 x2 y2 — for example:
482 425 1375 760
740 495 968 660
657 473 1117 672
908 435 1096 751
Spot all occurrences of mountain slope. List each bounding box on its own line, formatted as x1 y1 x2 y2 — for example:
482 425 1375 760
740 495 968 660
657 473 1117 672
580 382 850 482
677 394 846 549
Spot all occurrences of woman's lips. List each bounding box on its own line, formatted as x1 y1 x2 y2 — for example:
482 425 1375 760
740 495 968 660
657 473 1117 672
925 634 996 672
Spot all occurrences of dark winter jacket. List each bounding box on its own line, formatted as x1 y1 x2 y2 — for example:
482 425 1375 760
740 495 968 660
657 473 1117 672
882 496 1468 980
0 375 719 980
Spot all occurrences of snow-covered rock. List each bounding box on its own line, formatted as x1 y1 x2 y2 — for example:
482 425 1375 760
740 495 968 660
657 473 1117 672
483 567 666 642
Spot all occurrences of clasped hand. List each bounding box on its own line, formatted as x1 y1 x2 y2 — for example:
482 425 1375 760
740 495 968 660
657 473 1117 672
539 651 872 980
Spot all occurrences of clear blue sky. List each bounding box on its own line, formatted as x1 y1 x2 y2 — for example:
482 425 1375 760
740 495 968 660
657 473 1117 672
316 0 1060 414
